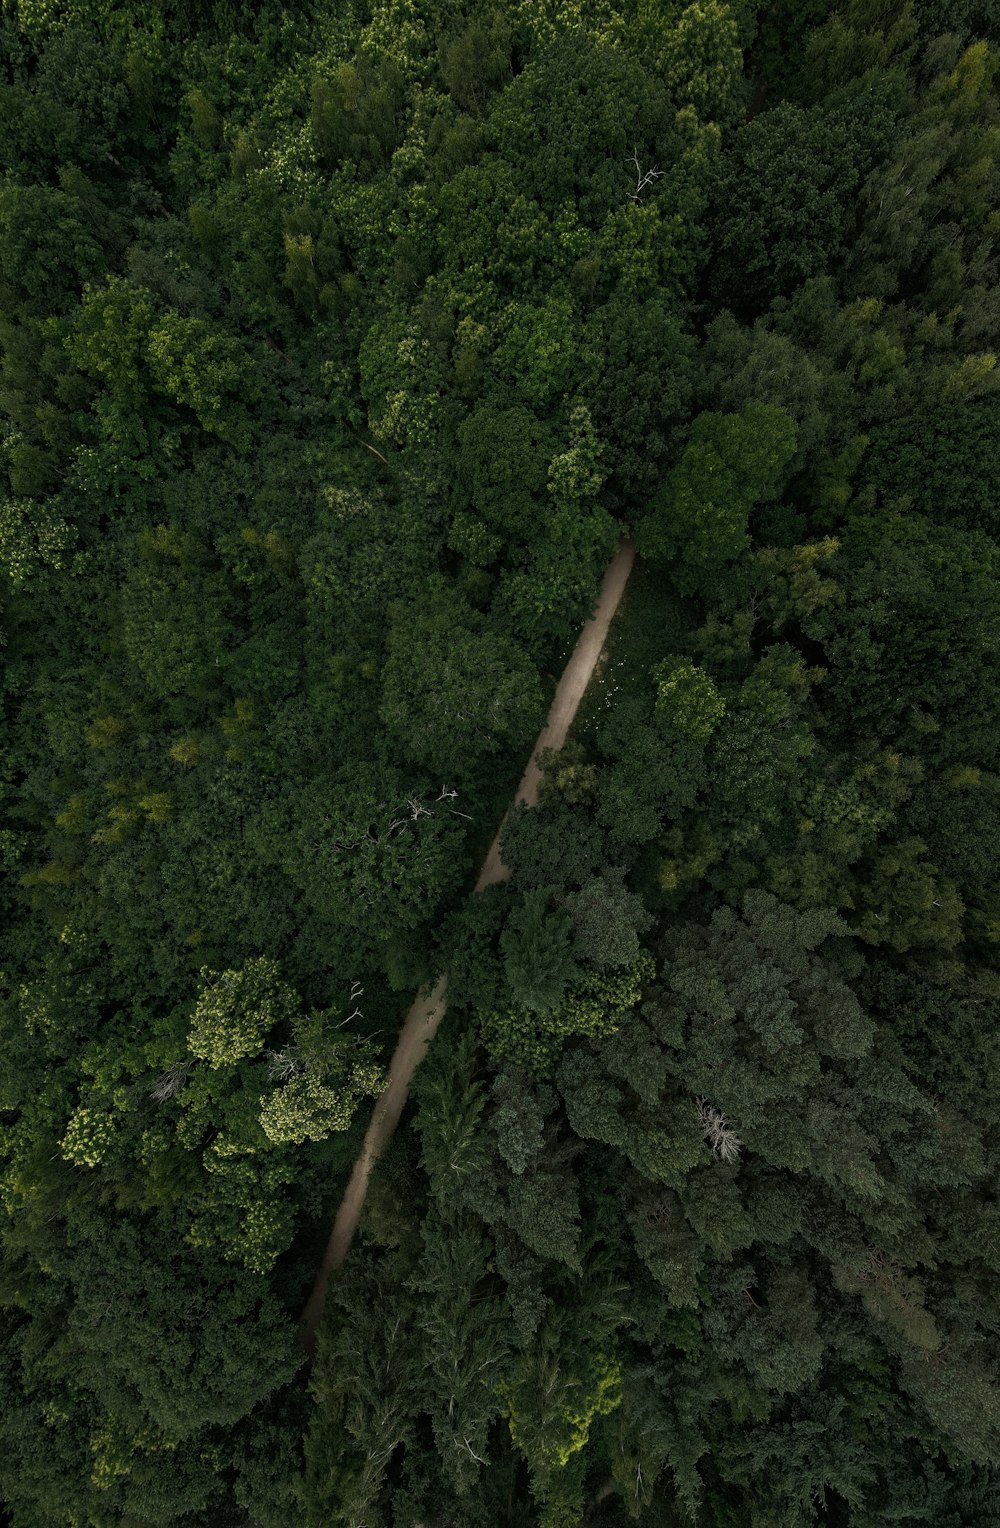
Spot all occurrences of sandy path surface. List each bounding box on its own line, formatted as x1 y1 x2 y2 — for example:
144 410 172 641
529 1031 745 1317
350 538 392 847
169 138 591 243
473 538 636 891
300 537 635 1360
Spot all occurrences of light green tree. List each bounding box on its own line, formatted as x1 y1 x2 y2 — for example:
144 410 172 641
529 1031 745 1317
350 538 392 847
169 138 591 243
653 657 726 741
188 958 297 1069
259 1060 383 1147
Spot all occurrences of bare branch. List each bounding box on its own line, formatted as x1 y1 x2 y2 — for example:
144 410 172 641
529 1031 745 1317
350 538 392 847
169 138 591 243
626 145 664 205
149 1058 193 1102
266 1047 303 1081
456 1437 488 1465
695 1097 743 1163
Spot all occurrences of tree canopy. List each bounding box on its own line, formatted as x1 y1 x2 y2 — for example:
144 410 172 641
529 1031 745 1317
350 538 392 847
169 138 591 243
2 0 1000 1523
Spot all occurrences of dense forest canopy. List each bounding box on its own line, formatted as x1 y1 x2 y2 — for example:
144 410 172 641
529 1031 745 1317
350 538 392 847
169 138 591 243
1 0 999 1523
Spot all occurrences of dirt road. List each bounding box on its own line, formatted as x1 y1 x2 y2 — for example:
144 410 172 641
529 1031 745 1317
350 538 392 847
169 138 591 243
300 537 636 1360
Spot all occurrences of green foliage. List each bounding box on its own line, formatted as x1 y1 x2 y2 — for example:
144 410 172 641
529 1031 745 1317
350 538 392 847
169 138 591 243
500 1345 622 1473
483 949 655 1074
653 656 725 741
568 866 653 970
188 956 296 1067
3 0 1000 1522
637 403 798 594
259 1050 384 1148
646 0 747 128
440 12 512 113
820 514 1000 767
146 312 256 448
501 888 581 1015
310 55 408 175
0 180 105 316
863 399 1000 535
300 1249 421 1525
583 297 697 504
379 578 543 776
712 74 902 309
485 29 675 226
0 497 73 592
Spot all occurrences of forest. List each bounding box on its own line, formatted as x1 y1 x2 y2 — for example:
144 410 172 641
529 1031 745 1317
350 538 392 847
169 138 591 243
1 0 999 1523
